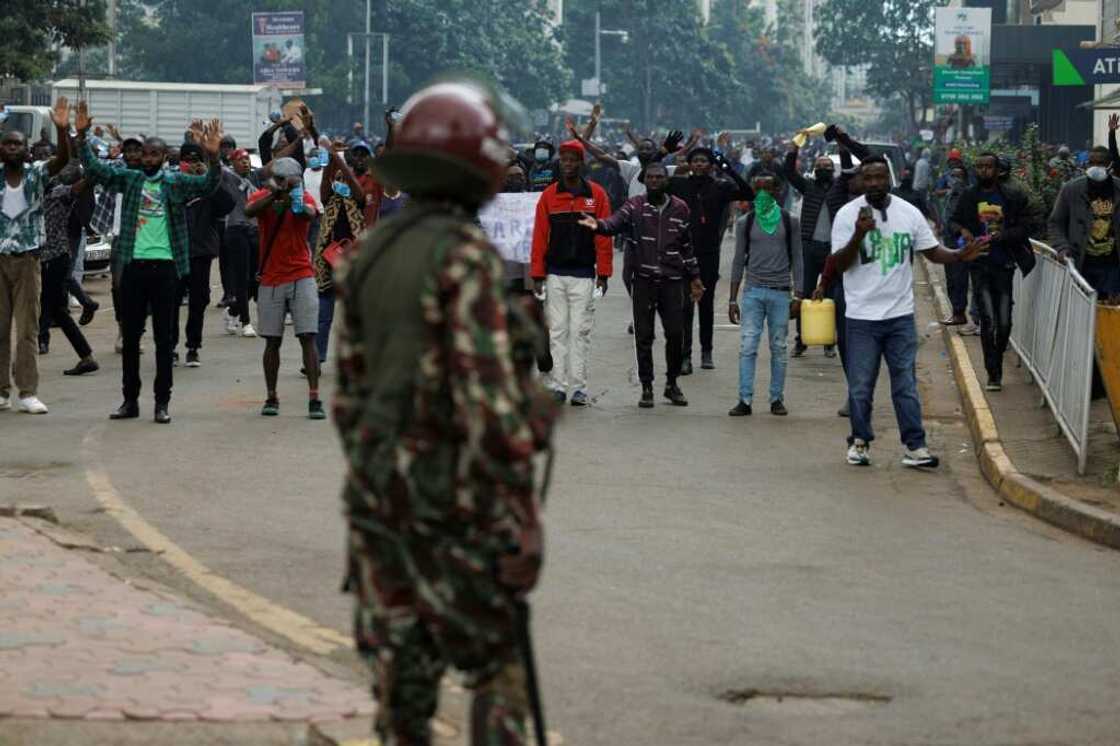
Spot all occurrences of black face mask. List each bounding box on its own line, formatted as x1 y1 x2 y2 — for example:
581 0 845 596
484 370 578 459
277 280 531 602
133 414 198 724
143 165 162 177
814 170 834 184
647 185 668 201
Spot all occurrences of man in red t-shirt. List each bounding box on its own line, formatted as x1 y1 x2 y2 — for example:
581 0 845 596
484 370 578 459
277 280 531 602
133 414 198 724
244 157 326 420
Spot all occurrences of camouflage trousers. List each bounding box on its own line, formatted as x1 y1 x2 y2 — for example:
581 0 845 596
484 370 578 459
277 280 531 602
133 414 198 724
347 521 529 746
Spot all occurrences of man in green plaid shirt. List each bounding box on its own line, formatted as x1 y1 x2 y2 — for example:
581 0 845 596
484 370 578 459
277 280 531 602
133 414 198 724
75 101 225 424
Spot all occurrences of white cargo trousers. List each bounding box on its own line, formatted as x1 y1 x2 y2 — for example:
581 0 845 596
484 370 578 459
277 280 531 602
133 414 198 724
544 274 596 395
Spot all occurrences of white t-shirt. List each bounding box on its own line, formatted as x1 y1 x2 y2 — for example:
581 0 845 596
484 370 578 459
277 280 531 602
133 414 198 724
2 181 28 220
831 195 938 321
618 158 676 198
303 167 324 211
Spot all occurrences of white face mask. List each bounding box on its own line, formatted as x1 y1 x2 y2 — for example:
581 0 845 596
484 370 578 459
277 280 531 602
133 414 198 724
1087 166 1109 182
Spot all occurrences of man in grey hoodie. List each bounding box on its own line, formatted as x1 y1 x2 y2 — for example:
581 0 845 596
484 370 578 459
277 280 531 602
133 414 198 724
727 175 803 417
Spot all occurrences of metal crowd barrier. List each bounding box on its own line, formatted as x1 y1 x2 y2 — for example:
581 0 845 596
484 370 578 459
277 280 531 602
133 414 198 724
1009 240 1097 474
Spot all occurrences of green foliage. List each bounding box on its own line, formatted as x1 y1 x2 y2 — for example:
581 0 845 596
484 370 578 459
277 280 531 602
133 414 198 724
560 0 832 133
0 0 110 80
814 0 945 133
953 125 1066 238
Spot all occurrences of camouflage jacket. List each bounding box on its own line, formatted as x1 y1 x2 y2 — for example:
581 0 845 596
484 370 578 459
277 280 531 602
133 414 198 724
333 201 556 541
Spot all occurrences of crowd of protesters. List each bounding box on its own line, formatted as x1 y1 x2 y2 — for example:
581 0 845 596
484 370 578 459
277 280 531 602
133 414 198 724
1 93 1114 466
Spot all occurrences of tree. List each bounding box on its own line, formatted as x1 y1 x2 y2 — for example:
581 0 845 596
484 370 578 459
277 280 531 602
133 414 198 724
814 0 945 134
560 0 740 132
0 0 110 81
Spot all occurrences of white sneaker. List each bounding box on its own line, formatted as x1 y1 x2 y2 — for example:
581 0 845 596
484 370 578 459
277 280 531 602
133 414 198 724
224 310 240 335
68 295 80 309
18 396 48 415
284 312 293 326
847 439 871 466
902 447 939 468
241 323 257 338
115 334 123 354
0 395 10 411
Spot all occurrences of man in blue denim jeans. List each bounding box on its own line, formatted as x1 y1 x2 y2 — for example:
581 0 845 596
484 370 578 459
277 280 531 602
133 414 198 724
727 175 803 417
830 157 981 467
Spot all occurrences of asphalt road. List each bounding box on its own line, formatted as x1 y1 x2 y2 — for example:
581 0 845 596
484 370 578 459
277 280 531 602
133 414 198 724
3 249 1119 746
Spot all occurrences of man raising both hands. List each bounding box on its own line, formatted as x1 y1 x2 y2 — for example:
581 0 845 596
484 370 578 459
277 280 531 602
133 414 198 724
77 102 225 424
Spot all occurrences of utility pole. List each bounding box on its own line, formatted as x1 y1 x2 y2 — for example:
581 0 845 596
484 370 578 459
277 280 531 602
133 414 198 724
107 0 117 76
364 0 371 132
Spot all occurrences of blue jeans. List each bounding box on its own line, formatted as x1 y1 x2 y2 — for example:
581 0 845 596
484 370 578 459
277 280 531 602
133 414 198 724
845 314 926 450
738 286 790 405
317 289 335 363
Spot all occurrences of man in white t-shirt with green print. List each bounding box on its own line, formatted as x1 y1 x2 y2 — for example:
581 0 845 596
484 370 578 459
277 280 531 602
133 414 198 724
831 156 982 468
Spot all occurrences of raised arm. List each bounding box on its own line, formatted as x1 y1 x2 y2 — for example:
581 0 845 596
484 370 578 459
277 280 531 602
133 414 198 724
44 98 73 177
321 149 364 208
177 119 223 199
566 120 618 168
73 101 129 192
783 145 810 196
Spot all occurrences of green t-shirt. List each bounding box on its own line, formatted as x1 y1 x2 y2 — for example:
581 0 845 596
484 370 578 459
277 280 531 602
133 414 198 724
133 179 172 261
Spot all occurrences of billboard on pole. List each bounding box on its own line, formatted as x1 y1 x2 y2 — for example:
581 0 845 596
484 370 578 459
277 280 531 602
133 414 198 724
252 11 306 87
933 7 991 104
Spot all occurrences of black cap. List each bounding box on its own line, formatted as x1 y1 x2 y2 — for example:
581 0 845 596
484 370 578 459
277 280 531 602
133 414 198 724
179 143 204 159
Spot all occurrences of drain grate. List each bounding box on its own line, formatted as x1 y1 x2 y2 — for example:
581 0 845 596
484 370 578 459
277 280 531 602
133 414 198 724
720 689 891 715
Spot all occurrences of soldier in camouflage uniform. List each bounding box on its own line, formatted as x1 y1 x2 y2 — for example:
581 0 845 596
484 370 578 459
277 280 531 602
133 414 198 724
333 80 558 745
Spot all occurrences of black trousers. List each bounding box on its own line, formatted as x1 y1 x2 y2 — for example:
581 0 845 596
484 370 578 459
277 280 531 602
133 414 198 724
796 239 832 346
633 276 684 385
38 254 92 359
171 256 214 351
971 264 1015 381
682 252 719 360
120 260 178 405
225 225 258 324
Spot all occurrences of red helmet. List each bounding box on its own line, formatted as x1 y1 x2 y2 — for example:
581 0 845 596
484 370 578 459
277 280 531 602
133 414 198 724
372 81 513 204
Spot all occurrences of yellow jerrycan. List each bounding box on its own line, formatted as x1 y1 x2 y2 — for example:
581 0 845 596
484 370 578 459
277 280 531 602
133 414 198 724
799 299 837 346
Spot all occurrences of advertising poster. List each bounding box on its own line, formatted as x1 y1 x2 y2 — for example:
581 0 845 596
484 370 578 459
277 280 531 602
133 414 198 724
933 7 991 104
252 11 306 87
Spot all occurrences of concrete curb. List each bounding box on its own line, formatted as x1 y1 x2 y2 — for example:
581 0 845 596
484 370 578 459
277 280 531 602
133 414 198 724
919 258 1120 550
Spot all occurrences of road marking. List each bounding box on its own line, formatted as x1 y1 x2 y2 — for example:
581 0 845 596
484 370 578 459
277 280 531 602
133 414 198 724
81 426 353 656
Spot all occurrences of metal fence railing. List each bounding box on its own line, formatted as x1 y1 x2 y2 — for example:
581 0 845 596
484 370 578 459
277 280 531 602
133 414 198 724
1009 240 1097 474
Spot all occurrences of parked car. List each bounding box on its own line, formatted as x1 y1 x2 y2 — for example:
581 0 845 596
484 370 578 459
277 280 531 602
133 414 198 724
82 233 112 278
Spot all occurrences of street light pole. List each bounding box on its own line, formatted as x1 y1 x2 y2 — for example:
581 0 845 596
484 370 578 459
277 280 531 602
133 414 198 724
595 11 601 98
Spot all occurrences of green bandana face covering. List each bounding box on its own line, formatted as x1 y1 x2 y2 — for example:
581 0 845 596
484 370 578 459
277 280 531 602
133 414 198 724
754 190 781 235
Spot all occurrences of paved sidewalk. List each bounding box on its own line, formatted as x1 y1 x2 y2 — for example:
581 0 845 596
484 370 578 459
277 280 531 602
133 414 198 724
0 516 373 727
921 259 1120 548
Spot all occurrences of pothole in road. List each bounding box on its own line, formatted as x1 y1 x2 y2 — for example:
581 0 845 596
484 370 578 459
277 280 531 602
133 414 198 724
719 689 891 715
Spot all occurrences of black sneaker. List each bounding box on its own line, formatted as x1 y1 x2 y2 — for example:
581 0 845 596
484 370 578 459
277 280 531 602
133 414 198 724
261 398 280 417
551 390 567 405
185 350 201 368
770 400 789 416
664 384 688 406
679 360 694 376
38 342 48 355
639 385 654 409
791 343 807 358
153 404 171 424
728 401 752 417
109 400 139 420
700 351 715 370
79 301 99 326
308 399 327 420
985 378 1002 392
570 390 590 407
63 359 99 376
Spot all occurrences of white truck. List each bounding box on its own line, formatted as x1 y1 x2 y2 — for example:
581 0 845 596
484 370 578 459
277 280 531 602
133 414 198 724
1 80 283 150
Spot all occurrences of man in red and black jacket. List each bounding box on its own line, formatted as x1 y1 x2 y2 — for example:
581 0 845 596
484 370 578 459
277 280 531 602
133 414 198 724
530 140 612 407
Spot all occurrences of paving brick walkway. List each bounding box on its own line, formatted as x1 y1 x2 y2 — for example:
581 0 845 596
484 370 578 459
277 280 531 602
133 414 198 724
0 518 374 724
